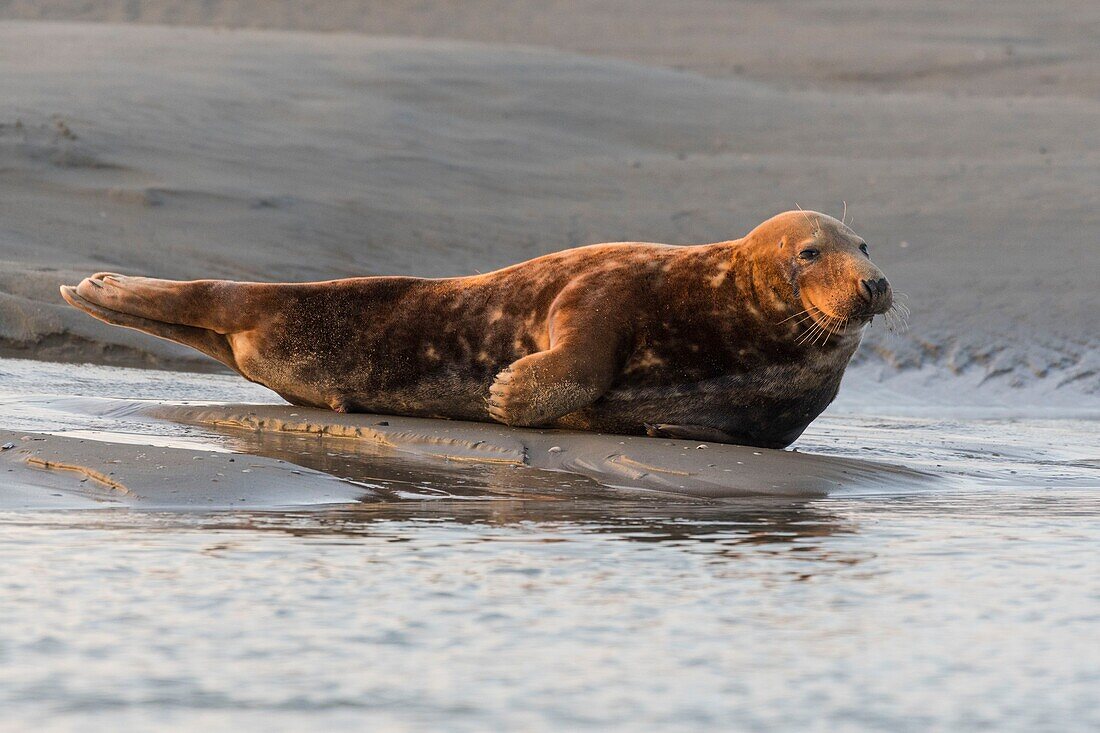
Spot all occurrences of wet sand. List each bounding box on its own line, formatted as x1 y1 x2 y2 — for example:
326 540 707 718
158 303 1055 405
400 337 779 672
3 358 1094 512
151 404 945 497
5 0 1100 98
0 402 938 510
0 430 369 510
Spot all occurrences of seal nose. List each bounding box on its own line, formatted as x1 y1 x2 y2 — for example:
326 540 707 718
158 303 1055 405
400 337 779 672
859 277 892 313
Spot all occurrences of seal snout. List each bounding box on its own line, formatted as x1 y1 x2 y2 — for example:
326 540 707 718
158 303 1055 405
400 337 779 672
858 276 893 314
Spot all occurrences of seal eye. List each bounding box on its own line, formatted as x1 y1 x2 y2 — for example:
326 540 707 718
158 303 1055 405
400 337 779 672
859 243 869 256
798 248 820 261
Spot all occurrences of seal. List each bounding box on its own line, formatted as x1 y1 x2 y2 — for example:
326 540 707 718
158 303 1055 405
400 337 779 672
60 210 895 448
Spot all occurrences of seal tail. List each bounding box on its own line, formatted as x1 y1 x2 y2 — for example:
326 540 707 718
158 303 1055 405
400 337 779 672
60 273 247 370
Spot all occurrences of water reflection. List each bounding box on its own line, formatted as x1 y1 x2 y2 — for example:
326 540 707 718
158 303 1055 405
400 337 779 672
132 425 866 565
30 497 854 569
220 425 667 500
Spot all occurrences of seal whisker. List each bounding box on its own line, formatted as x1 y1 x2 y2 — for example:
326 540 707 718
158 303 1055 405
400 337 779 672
775 308 811 325
830 315 848 337
800 308 827 338
819 314 845 346
786 313 819 335
813 315 832 345
794 324 816 345
796 303 834 345
881 304 909 333
795 313 818 328
798 317 829 346
887 303 910 333
890 293 912 319
794 203 820 236
788 314 818 334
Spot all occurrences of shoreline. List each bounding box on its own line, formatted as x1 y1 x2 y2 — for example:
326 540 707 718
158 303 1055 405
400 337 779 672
2 355 1097 512
0 401 943 511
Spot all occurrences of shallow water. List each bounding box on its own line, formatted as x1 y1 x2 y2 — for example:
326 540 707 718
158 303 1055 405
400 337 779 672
1 357 1098 731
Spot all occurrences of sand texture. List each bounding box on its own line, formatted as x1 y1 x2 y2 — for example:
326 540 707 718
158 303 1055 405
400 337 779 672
144 403 939 498
4 1 1100 98
0 430 369 509
2 358 1094 511
0 390 940 506
0 16 1096 403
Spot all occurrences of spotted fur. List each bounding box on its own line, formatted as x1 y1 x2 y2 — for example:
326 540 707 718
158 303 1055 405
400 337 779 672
61 211 892 448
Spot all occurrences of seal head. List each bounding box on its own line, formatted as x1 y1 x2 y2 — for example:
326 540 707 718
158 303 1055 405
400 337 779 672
747 210 893 343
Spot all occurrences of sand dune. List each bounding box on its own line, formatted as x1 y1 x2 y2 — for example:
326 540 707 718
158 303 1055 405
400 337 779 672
0 20 1097 403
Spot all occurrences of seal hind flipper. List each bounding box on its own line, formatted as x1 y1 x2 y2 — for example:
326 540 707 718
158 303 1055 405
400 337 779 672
70 273 251 335
59 285 239 371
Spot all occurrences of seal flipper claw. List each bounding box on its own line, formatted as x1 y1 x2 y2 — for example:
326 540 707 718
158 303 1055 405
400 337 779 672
645 423 740 444
328 396 353 414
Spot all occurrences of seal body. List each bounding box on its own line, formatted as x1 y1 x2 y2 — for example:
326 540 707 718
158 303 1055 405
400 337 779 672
62 211 894 448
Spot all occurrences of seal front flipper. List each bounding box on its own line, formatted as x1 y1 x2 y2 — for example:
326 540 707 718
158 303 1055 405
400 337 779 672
645 423 741 444
488 278 635 427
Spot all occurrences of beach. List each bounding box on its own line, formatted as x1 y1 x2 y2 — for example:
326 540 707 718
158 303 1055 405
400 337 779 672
0 17 1096 401
0 3 1098 730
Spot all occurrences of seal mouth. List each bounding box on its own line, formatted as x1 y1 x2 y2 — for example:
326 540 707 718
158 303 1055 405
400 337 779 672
790 302 867 345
